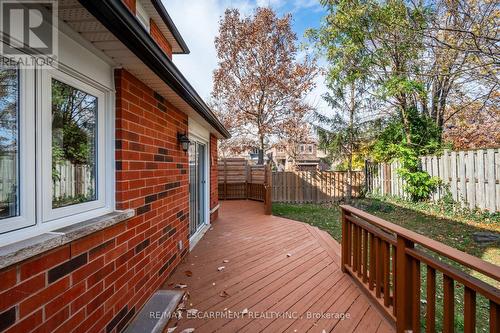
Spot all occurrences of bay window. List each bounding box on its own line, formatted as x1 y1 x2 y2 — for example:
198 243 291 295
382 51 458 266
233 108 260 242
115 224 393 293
0 57 113 241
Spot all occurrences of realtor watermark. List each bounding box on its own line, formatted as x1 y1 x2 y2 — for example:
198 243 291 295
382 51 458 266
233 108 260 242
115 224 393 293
0 0 58 68
150 310 351 321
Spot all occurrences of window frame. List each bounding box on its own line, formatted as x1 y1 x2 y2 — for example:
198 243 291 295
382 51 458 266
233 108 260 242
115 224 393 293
40 68 109 223
0 66 36 234
135 0 151 32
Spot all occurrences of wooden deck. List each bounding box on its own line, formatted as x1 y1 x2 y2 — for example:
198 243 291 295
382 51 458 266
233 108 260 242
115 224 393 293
163 200 394 333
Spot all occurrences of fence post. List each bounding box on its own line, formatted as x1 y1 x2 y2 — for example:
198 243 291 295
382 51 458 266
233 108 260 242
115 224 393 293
395 235 415 333
223 159 227 200
264 164 272 215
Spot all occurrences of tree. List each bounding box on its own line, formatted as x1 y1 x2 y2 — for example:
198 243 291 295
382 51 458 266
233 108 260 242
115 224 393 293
423 0 499 137
314 81 375 200
276 114 313 170
309 0 445 201
212 8 318 164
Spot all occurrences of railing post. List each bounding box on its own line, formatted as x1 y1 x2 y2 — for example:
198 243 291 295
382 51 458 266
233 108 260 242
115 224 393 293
396 235 415 333
341 208 348 273
264 164 272 215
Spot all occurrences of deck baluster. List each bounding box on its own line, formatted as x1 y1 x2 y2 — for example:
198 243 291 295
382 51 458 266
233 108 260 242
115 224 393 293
426 266 436 333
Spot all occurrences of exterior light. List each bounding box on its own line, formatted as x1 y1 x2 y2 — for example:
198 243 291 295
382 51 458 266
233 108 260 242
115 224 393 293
177 133 190 152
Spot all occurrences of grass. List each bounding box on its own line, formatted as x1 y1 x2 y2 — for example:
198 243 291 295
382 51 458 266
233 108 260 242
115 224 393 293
272 197 500 332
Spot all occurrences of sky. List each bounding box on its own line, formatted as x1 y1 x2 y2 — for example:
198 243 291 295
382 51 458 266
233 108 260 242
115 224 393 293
163 0 331 116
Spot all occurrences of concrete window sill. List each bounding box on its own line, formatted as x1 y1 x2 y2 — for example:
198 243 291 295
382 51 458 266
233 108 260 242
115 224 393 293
0 210 135 270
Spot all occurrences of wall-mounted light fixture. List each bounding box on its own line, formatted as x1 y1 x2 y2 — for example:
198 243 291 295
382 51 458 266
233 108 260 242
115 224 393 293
177 133 190 152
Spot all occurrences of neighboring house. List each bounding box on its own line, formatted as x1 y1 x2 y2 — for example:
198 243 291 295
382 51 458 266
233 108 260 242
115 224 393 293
267 141 329 171
0 1 229 332
221 147 269 165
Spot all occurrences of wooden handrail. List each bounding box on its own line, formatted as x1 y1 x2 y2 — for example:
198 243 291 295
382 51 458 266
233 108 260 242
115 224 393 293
340 205 500 333
341 205 500 282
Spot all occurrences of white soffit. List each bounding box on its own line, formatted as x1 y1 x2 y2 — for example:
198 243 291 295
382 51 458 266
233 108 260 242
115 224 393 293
58 0 221 138
141 0 184 54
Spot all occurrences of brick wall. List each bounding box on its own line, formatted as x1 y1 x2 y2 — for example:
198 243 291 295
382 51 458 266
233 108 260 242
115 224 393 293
0 69 190 333
209 134 219 222
122 0 136 14
150 19 173 59
121 0 174 59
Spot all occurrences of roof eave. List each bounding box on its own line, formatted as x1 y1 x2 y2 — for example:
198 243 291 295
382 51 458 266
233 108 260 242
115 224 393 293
149 0 190 54
77 0 230 139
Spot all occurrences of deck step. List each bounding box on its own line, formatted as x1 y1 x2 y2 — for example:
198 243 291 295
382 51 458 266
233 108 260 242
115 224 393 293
123 290 183 333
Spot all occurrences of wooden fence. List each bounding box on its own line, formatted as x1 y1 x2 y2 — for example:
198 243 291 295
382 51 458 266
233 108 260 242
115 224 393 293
272 171 364 203
0 157 92 205
366 148 500 212
340 205 500 333
53 161 93 202
218 159 267 201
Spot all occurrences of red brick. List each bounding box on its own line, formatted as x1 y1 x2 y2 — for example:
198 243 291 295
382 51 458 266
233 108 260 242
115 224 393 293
73 305 104 333
71 281 104 314
71 232 104 256
0 268 17 292
19 276 70 318
45 281 86 318
88 262 114 287
122 0 136 14
150 19 173 58
71 256 104 284
0 274 45 312
4 309 42 333
86 285 114 314
32 306 69 333
20 246 70 281
53 308 85 333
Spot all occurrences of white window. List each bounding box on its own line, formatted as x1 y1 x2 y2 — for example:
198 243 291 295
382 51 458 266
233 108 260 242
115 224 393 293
0 56 114 242
136 1 151 32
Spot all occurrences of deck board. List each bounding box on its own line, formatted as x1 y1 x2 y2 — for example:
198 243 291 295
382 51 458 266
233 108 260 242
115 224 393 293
162 200 394 333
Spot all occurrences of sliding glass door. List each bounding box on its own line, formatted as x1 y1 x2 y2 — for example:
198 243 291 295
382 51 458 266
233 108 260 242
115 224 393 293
189 141 206 237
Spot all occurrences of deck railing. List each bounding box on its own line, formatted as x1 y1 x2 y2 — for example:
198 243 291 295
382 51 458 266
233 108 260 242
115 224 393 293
340 205 500 333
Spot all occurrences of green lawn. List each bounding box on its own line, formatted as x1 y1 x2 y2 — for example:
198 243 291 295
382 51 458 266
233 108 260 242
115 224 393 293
272 197 500 332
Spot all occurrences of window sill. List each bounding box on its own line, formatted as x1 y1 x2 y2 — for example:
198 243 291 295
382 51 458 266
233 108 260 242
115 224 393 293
0 209 135 270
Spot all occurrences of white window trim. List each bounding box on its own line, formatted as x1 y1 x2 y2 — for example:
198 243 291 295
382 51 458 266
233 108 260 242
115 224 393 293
136 0 151 32
187 132 210 249
40 67 110 223
0 67 36 234
0 63 115 246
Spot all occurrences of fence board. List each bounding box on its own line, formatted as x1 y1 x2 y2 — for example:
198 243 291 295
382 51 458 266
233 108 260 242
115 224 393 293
218 159 266 201
367 148 500 212
272 170 364 203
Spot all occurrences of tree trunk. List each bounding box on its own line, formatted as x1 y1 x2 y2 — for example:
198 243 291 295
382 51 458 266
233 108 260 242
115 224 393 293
258 135 265 165
347 82 355 202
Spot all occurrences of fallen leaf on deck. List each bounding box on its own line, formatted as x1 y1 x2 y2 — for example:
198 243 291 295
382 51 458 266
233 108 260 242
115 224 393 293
175 284 187 289
167 327 177 333
219 291 229 297
241 308 249 315
180 329 195 333
184 270 193 277
286 253 292 257
217 266 225 271
222 259 229 263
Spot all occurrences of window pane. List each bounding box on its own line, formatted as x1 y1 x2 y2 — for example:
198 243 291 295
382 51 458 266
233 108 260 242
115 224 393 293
0 66 19 219
52 79 97 208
